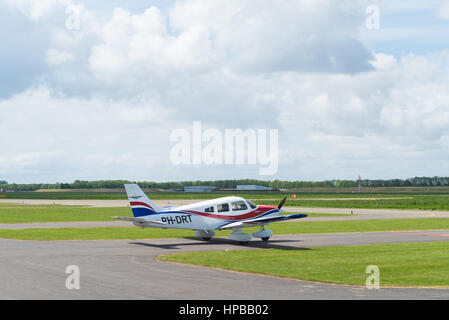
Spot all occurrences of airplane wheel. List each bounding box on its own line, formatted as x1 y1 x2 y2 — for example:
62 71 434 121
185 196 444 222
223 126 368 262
261 237 270 242
202 237 212 241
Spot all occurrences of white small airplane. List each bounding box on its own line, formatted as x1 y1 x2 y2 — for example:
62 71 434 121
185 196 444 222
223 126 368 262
115 184 307 244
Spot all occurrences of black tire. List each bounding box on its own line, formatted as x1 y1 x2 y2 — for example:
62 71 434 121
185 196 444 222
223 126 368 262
261 237 270 242
202 237 212 241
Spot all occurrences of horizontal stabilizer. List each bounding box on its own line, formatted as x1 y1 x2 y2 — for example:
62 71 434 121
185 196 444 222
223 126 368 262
113 216 166 226
218 214 307 230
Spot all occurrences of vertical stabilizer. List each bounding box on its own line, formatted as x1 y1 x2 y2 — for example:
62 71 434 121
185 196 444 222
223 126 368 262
124 184 161 217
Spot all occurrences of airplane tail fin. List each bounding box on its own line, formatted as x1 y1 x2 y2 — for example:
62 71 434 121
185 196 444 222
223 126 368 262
124 184 161 217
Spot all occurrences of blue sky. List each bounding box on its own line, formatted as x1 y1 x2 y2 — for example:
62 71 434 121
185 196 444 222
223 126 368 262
1 0 449 183
362 1 449 55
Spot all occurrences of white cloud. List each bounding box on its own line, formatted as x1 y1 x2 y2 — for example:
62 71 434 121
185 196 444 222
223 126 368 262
45 49 74 65
86 0 374 83
437 0 449 19
2 1 449 182
2 0 70 21
174 0 374 73
369 53 398 70
0 85 177 181
2 0 375 96
88 6 218 81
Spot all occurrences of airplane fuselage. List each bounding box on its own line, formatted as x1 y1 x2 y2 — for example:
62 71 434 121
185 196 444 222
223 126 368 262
131 196 280 230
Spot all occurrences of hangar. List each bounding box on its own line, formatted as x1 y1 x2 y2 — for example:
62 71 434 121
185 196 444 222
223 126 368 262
236 185 273 191
183 186 218 192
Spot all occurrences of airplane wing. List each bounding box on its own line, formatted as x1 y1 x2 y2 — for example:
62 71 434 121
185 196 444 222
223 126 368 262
218 214 308 230
113 216 166 226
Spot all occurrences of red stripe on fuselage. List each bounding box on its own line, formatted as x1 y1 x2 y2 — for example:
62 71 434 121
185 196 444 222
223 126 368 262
184 205 277 221
130 202 154 210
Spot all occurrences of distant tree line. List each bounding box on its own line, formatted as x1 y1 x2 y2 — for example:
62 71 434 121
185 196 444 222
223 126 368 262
1 177 449 192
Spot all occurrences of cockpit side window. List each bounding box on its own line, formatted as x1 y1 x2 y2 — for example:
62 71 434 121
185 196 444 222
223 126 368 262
217 203 230 213
231 201 248 211
204 206 214 213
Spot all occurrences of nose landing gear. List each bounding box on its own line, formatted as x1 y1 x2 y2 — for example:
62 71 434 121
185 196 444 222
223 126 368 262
252 226 273 242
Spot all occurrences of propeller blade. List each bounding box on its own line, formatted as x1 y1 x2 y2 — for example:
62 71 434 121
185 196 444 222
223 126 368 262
278 197 287 209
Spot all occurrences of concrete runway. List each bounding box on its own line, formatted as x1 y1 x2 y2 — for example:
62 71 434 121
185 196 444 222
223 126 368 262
1 231 449 300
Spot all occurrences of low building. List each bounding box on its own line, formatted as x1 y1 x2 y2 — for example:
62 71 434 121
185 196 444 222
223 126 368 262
183 186 218 193
236 185 272 191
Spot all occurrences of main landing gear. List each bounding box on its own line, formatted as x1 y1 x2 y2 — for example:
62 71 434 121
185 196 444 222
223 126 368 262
196 227 273 244
195 230 216 241
228 226 274 244
252 226 273 243
229 228 252 243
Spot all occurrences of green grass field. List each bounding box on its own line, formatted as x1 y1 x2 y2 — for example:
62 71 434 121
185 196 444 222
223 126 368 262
0 203 87 208
258 195 449 211
159 242 449 287
1 218 449 240
1 192 130 200
0 206 131 223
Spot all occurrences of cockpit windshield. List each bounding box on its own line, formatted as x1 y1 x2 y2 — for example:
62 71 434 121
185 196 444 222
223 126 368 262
246 200 257 209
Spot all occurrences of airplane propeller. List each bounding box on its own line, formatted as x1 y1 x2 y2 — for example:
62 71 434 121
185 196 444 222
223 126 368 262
278 197 287 209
